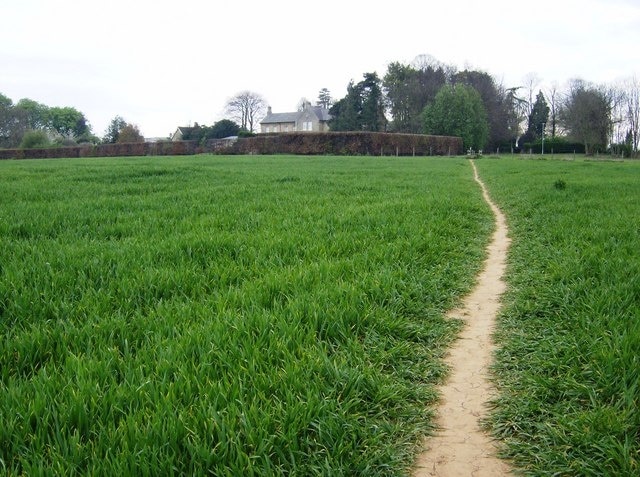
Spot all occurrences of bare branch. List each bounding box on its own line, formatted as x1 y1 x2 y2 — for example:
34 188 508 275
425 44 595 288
225 91 267 132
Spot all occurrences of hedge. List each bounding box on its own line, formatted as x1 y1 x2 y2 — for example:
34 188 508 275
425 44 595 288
229 132 462 156
520 138 587 154
0 133 462 160
0 141 202 160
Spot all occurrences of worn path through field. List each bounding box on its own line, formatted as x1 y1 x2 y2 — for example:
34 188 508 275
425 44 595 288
413 160 512 476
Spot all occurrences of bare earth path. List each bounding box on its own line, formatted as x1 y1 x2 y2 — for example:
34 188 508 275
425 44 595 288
413 160 512 476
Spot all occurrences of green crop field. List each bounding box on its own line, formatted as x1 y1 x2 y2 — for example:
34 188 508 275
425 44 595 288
3 154 636 476
0 155 493 475
476 157 640 475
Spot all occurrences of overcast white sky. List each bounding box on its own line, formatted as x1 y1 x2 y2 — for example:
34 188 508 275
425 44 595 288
2 0 639 138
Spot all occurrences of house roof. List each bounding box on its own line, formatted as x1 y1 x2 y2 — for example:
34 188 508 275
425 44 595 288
260 105 331 125
312 106 331 121
173 126 196 136
261 112 299 124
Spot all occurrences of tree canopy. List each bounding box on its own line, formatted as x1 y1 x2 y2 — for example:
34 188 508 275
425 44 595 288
452 70 516 150
225 91 266 133
521 90 550 145
560 80 611 154
329 73 386 132
103 116 128 144
0 93 22 148
48 106 90 138
423 84 489 151
316 88 332 109
117 124 144 143
0 93 95 148
383 60 447 133
209 119 240 139
181 120 240 142
15 98 50 130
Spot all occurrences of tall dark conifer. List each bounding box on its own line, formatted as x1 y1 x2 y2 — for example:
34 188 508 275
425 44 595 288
525 91 550 141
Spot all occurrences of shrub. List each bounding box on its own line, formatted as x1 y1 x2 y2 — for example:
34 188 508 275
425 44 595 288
522 137 586 154
19 130 50 149
553 179 567 190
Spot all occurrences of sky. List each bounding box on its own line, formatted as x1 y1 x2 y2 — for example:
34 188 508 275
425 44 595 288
2 0 639 138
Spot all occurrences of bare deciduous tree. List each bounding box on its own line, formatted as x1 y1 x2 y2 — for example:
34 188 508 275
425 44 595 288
225 91 267 133
546 81 560 138
560 79 612 154
623 76 640 155
522 72 542 117
610 82 628 150
412 54 457 79
504 86 527 146
296 97 311 111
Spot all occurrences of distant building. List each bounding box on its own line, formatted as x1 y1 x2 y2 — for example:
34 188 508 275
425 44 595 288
171 123 199 141
260 102 331 133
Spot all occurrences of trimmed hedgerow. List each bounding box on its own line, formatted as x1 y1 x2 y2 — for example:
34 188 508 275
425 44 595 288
230 132 462 156
0 133 462 160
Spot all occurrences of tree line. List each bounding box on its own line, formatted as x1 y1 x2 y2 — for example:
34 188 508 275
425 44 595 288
0 95 96 149
0 91 251 150
3 53 639 156
323 55 640 156
0 95 150 149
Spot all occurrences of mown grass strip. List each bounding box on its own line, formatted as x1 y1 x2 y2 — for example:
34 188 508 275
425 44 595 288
0 155 492 475
477 156 640 476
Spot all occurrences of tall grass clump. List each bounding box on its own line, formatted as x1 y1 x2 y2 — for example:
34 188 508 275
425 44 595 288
477 157 640 475
0 155 493 475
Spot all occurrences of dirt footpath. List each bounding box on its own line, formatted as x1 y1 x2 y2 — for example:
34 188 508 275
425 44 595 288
413 160 512 476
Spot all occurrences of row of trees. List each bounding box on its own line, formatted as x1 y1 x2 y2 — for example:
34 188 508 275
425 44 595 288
178 120 241 142
513 77 639 156
324 56 519 151
103 116 144 144
0 93 153 149
1 87 250 149
0 94 94 148
322 55 640 156
4 54 638 156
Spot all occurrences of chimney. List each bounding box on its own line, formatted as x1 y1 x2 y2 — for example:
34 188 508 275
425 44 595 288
267 106 272 115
